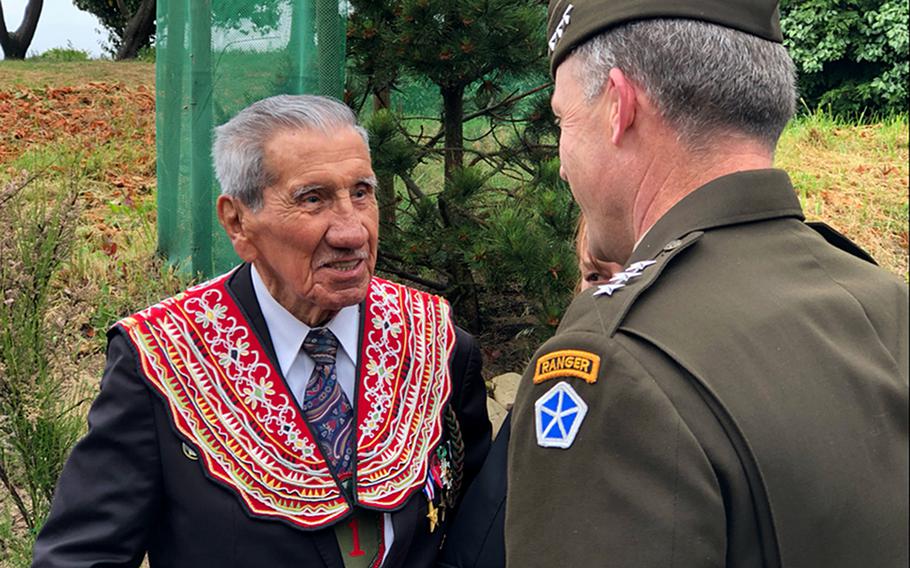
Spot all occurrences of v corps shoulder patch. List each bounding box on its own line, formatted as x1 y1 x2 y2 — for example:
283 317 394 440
533 350 600 385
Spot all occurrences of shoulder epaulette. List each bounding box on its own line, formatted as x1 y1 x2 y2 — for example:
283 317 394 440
595 231 705 337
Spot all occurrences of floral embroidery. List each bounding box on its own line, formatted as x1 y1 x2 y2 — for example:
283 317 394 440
365 359 393 383
119 272 454 528
244 376 275 409
218 340 249 367
371 313 402 339
192 303 227 328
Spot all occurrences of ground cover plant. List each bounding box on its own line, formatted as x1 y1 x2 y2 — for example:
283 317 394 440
0 59 907 566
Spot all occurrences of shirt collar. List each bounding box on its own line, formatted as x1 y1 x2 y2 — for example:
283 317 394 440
629 169 804 264
250 264 360 376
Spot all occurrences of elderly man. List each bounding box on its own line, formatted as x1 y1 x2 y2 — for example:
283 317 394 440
32 95 490 568
507 1 909 567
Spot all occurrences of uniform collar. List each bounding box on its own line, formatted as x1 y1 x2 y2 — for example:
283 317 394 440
250 264 360 377
630 169 804 264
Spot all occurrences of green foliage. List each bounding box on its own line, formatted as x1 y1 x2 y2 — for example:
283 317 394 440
473 159 579 328
0 172 87 561
135 45 155 62
365 109 421 177
32 44 91 62
396 0 544 89
781 0 909 118
0 512 33 568
73 0 151 56
349 0 573 335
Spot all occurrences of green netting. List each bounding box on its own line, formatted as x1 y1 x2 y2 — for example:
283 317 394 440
156 0 347 278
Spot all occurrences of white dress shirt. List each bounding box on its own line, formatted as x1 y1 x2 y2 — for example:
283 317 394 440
250 265 394 563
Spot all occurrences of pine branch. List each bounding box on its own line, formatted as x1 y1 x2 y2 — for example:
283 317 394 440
422 82 553 150
377 253 447 291
398 172 427 201
378 265 447 292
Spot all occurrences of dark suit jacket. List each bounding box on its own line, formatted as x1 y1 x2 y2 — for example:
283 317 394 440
438 414 508 568
32 265 491 568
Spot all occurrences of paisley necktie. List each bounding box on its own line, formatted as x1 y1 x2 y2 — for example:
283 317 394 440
301 328 354 480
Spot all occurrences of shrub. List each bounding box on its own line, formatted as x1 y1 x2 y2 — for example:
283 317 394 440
781 0 909 118
135 46 155 62
33 44 91 62
0 172 86 565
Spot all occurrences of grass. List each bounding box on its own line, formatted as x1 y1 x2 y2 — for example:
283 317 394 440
776 110 909 279
0 63 188 446
0 61 154 90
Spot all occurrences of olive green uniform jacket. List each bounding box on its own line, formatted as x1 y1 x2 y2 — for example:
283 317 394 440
506 169 909 567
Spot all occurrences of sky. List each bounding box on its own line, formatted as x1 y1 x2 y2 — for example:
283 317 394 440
3 0 108 58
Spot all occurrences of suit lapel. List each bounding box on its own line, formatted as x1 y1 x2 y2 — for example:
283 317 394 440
225 263 280 367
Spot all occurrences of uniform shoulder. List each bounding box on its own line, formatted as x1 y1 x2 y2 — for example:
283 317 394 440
559 231 706 338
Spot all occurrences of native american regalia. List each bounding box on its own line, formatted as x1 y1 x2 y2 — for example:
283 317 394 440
34 264 491 568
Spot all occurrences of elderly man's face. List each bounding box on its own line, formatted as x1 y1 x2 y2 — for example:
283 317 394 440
232 127 378 326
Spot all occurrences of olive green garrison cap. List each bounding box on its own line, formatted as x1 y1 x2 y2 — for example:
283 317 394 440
547 0 783 75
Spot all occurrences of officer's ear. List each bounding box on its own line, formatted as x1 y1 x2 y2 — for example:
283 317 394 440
217 194 259 262
606 68 636 146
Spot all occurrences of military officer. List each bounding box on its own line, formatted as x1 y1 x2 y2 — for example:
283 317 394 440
506 1 909 567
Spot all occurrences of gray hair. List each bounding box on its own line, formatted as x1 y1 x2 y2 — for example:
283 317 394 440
574 19 797 151
212 94 369 210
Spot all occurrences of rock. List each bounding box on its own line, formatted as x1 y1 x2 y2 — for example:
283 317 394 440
491 372 521 410
486 397 508 438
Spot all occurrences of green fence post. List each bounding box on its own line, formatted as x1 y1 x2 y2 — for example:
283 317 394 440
155 0 185 260
156 0 348 278
189 0 214 277
316 0 345 98
289 0 318 94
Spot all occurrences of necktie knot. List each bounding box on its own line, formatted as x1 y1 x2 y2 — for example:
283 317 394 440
302 328 339 364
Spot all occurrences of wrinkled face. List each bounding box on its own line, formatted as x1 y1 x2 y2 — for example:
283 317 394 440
235 127 378 325
552 56 634 264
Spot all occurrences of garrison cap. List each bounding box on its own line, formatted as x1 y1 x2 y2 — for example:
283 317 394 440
547 0 783 75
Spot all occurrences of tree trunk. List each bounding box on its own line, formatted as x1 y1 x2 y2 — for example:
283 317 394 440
373 88 398 232
438 83 480 331
438 196 482 332
441 84 465 175
0 0 44 60
115 0 156 60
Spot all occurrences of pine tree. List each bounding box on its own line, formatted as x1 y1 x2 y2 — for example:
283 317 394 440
347 0 579 337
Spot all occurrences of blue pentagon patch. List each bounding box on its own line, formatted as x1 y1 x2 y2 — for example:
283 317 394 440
535 381 588 449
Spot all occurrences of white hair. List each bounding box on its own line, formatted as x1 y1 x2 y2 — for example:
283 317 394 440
212 94 369 209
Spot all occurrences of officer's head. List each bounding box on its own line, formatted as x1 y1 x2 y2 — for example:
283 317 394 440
547 0 796 264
